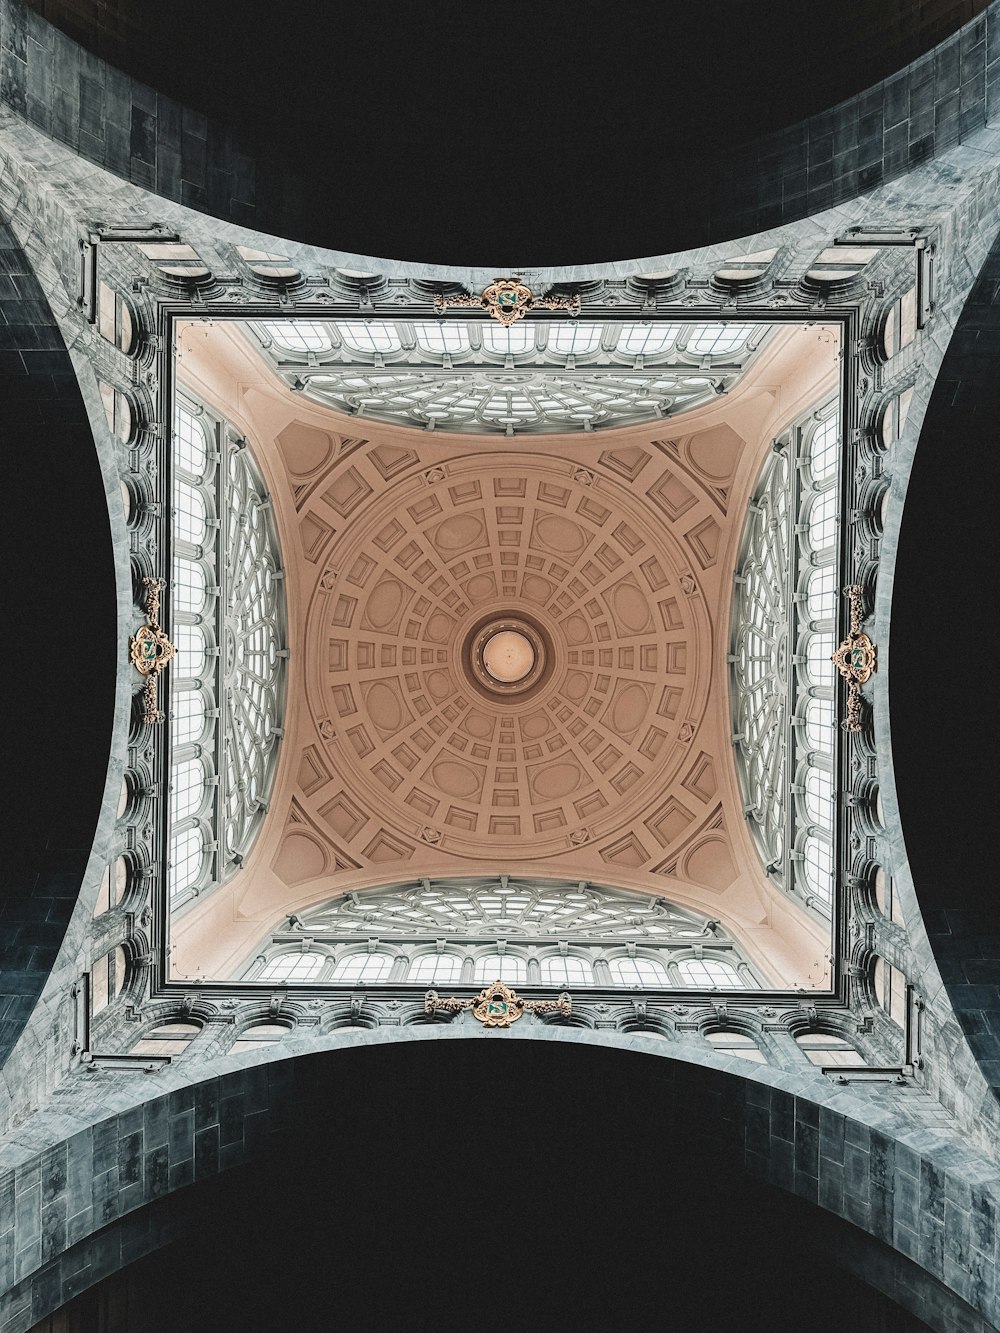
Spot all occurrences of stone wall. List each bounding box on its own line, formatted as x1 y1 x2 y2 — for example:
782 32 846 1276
0 1 996 264
0 1028 998 1332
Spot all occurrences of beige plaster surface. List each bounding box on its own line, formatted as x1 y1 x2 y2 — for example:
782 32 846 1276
169 318 839 987
483 630 534 683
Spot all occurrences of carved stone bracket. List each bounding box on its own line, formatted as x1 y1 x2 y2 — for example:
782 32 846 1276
424 980 572 1028
434 279 581 327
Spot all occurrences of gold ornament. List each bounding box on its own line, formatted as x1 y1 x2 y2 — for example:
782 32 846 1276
128 623 176 676
434 279 581 328
128 577 176 725
140 677 164 726
832 585 877 733
424 980 572 1028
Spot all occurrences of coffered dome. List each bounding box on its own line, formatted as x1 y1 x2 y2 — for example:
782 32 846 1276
169 316 837 988
305 451 710 859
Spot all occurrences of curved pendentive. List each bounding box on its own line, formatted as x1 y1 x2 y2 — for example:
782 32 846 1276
4 1035 999 1331
4 2 993 264
888 228 1000 1103
0 215 117 1070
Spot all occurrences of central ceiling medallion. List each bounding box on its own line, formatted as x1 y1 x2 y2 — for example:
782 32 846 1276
434 278 582 327
465 614 552 701
483 631 534 682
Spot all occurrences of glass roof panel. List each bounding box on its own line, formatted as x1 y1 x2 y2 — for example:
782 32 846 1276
248 317 775 434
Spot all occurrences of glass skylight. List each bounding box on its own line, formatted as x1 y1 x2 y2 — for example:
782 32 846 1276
249 318 770 434
241 879 768 989
730 401 840 915
167 396 286 908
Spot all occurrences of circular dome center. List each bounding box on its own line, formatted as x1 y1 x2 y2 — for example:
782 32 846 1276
462 613 553 702
482 630 535 683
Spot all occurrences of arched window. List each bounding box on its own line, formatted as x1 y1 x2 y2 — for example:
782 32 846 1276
173 399 208 473
331 953 392 984
95 858 128 916
805 697 834 754
874 958 907 1025
171 759 208 823
550 323 603 355
806 633 835 687
236 246 299 280
809 414 839 483
880 387 914 448
172 627 206 681
169 827 204 898
92 945 127 1013
685 323 755 355
97 282 136 354
805 246 877 284
130 1021 200 1057
481 324 534 356
409 953 463 986
609 956 667 988
806 488 837 554
172 480 206 545
171 558 207 615
803 835 833 904
243 880 767 990
256 321 332 353
795 1032 864 1068
677 958 749 989
473 954 527 985
258 318 770 434
258 953 324 983
233 1022 291 1052
412 322 469 355
704 1031 766 1063
731 400 840 914
881 288 917 359
540 955 593 987
337 320 402 354
168 397 286 906
171 689 208 746
874 868 904 927
620 324 680 356
807 565 836 619
805 770 833 831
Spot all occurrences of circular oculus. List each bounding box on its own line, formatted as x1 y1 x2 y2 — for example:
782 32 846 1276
482 630 535 683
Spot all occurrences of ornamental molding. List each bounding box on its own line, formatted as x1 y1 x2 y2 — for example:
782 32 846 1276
128 577 175 724
88 220 912 1022
424 980 572 1027
833 585 877 733
434 279 581 326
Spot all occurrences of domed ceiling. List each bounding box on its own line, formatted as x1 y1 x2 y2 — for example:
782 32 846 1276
170 316 839 987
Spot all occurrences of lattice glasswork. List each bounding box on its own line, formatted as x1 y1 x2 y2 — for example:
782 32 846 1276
730 401 840 914
242 878 767 988
168 396 286 907
249 319 771 435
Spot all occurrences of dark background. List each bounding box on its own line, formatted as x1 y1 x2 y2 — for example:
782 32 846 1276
51 1041 937 1333
18 0 994 264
